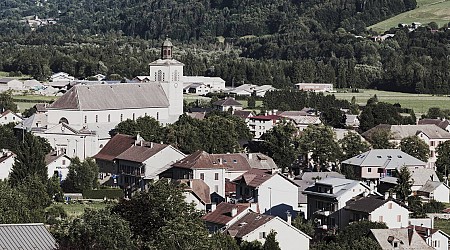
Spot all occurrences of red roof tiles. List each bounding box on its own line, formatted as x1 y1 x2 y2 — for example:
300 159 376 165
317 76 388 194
202 203 250 226
94 134 136 162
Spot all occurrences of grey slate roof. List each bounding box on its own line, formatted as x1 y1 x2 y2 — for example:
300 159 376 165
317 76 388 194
0 223 57 250
344 195 406 213
341 149 426 169
303 178 368 200
213 97 242 107
48 83 170 110
370 228 433 250
410 168 439 187
418 180 445 193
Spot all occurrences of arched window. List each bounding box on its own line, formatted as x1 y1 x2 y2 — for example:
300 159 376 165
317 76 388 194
120 114 123 121
108 114 111 122
59 117 69 124
162 73 165 81
84 116 87 123
95 115 98 123
132 113 135 121
157 112 159 121
157 70 163 81
154 72 157 81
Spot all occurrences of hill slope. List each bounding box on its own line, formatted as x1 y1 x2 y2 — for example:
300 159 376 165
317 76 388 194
368 0 450 32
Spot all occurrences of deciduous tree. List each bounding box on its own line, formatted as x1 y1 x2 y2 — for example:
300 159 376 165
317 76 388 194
400 136 429 162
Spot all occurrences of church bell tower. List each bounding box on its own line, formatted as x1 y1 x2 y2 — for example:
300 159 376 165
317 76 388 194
161 39 173 59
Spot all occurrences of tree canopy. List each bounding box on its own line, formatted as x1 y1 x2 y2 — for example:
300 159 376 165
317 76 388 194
400 136 429 162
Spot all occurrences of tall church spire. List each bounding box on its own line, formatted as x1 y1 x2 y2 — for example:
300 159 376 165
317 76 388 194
161 38 173 59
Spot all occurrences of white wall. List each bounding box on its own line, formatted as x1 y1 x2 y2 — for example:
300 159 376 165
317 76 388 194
0 155 15 180
0 113 22 125
193 168 226 198
249 119 274 139
184 191 206 211
258 175 298 216
242 217 310 250
47 107 170 126
369 201 409 228
426 231 449 250
433 184 450 203
47 156 71 180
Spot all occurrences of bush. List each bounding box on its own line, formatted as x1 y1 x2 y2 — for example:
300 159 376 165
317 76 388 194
82 189 124 199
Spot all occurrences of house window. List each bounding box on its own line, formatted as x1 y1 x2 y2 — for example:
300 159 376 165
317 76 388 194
84 116 87 123
12 116 15 120
215 173 219 180
120 114 123 121
95 115 98 123
388 203 393 209
431 141 435 146
157 70 162 81
200 173 204 180
108 114 111 122
379 216 383 222
259 232 267 239
397 215 401 222
62 160 66 165
132 113 135 121
368 168 372 173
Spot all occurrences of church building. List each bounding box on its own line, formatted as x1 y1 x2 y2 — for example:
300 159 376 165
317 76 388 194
19 40 184 160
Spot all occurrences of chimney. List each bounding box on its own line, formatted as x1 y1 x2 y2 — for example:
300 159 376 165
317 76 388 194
219 158 223 164
392 193 397 200
140 140 144 146
384 192 389 200
248 153 253 160
363 190 369 197
211 202 217 212
150 142 153 148
286 211 292 225
231 207 238 217
250 202 258 212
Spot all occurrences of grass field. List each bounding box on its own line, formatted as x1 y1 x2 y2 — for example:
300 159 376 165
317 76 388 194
369 0 450 32
50 201 110 218
12 95 59 112
435 218 450 235
331 89 450 114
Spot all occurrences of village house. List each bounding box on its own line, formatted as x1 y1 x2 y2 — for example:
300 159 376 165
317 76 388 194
232 110 254 124
0 149 16 180
418 118 450 132
302 177 373 229
295 83 333 92
183 83 211 95
370 228 433 250
248 114 286 139
213 97 243 112
344 193 410 228
114 141 186 192
293 171 345 218
362 124 450 168
45 151 71 181
378 168 439 195
233 168 298 219
345 114 360 128
160 151 277 202
224 211 311 250
416 180 450 203
0 110 22 125
277 111 322 131
408 225 450 250
202 202 257 233
341 149 427 186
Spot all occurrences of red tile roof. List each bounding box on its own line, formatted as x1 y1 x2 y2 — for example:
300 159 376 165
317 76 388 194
94 134 136 162
225 211 275 238
213 97 243 107
250 115 283 121
172 151 252 171
202 203 250 226
174 179 211 205
115 143 168 163
233 169 275 188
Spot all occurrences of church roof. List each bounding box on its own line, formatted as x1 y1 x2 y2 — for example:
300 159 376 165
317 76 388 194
48 83 170 110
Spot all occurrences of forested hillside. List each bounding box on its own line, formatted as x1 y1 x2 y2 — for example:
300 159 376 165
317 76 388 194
1 0 416 39
1 0 449 95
